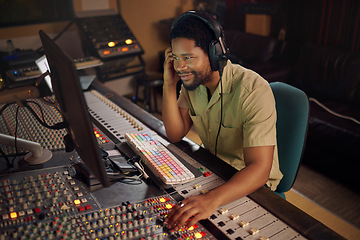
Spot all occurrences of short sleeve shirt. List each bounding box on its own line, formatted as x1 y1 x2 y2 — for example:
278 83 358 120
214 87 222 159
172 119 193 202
177 60 283 190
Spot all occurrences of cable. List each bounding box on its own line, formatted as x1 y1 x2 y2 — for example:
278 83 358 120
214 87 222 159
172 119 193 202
0 145 11 168
9 106 20 166
35 19 76 53
105 156 143 181
0 102 17 168
135 160 150 180
214 71 223 157
309 97 360 125
0 103 12 116
22 100 66 130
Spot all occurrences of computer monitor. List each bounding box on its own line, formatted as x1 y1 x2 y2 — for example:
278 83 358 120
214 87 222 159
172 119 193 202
39 30 111 187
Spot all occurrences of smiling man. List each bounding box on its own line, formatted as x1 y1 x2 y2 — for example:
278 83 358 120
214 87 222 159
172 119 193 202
162 11 283 230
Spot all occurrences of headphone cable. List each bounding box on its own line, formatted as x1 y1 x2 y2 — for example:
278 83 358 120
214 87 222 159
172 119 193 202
214 71 223 157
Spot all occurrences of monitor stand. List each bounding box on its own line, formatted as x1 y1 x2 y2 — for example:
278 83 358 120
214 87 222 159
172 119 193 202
0 133 52 165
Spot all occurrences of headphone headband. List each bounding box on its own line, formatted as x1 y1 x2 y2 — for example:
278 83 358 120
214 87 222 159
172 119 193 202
175 11 222 40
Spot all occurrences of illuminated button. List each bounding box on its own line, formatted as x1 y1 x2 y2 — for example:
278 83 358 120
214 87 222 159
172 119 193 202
121 47 129 52
195 231 207 238
74 199 81 205
203 172 211 177
188 224 198 231
125 39 133 44
108 42 116 47
103 50 111 55
159 197 166 203
165 204 173 209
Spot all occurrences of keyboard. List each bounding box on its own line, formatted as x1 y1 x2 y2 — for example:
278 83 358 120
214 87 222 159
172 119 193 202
125 133 195 185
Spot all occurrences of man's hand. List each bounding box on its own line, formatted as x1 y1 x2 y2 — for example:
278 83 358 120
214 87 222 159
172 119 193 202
163 47 179 87
164 193 218 230
164 146 274 230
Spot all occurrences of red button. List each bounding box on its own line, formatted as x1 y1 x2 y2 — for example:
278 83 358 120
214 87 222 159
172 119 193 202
203 172 211 177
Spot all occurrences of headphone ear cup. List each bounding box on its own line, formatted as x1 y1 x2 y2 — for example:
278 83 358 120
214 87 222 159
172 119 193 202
209 41 218 71
209 40 225 71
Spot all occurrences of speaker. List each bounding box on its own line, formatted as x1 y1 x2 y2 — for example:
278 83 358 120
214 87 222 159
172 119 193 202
171 11 229 72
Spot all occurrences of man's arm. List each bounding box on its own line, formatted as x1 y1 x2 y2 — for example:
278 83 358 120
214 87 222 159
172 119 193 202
162 47 192 142
164 145 274 230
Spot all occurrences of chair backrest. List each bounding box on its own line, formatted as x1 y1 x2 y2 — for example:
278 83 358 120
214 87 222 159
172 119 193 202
270 82 309 198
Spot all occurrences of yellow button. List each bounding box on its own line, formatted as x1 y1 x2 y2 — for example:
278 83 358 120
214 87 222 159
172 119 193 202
10 212 17 219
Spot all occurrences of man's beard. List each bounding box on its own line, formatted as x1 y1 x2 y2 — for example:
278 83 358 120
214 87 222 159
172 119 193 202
179 68 212 91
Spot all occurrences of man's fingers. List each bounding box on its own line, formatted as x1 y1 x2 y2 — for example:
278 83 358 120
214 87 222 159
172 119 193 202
172 206 200 231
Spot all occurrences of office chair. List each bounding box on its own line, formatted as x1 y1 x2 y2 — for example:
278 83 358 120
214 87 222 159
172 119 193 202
270 82 309 199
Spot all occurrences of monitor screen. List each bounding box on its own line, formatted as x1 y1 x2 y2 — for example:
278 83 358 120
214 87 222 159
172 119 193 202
35 55 53 92
39 30 111 187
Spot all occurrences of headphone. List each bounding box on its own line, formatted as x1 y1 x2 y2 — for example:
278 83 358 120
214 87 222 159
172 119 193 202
171 11 229 73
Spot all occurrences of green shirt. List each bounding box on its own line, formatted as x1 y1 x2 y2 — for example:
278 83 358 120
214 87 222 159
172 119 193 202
178 60 283 190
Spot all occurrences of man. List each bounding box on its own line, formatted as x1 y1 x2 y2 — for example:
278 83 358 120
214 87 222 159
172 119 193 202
162 11 283 230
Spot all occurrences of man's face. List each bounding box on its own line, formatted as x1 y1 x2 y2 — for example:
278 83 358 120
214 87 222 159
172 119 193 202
171 38 212 91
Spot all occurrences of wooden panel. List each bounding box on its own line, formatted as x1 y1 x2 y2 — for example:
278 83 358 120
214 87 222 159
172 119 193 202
245 14 272 37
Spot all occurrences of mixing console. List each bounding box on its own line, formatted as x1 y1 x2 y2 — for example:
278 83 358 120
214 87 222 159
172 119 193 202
86 90 149 139
0 88 336 239
0 167 215 240
0 98 110 156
